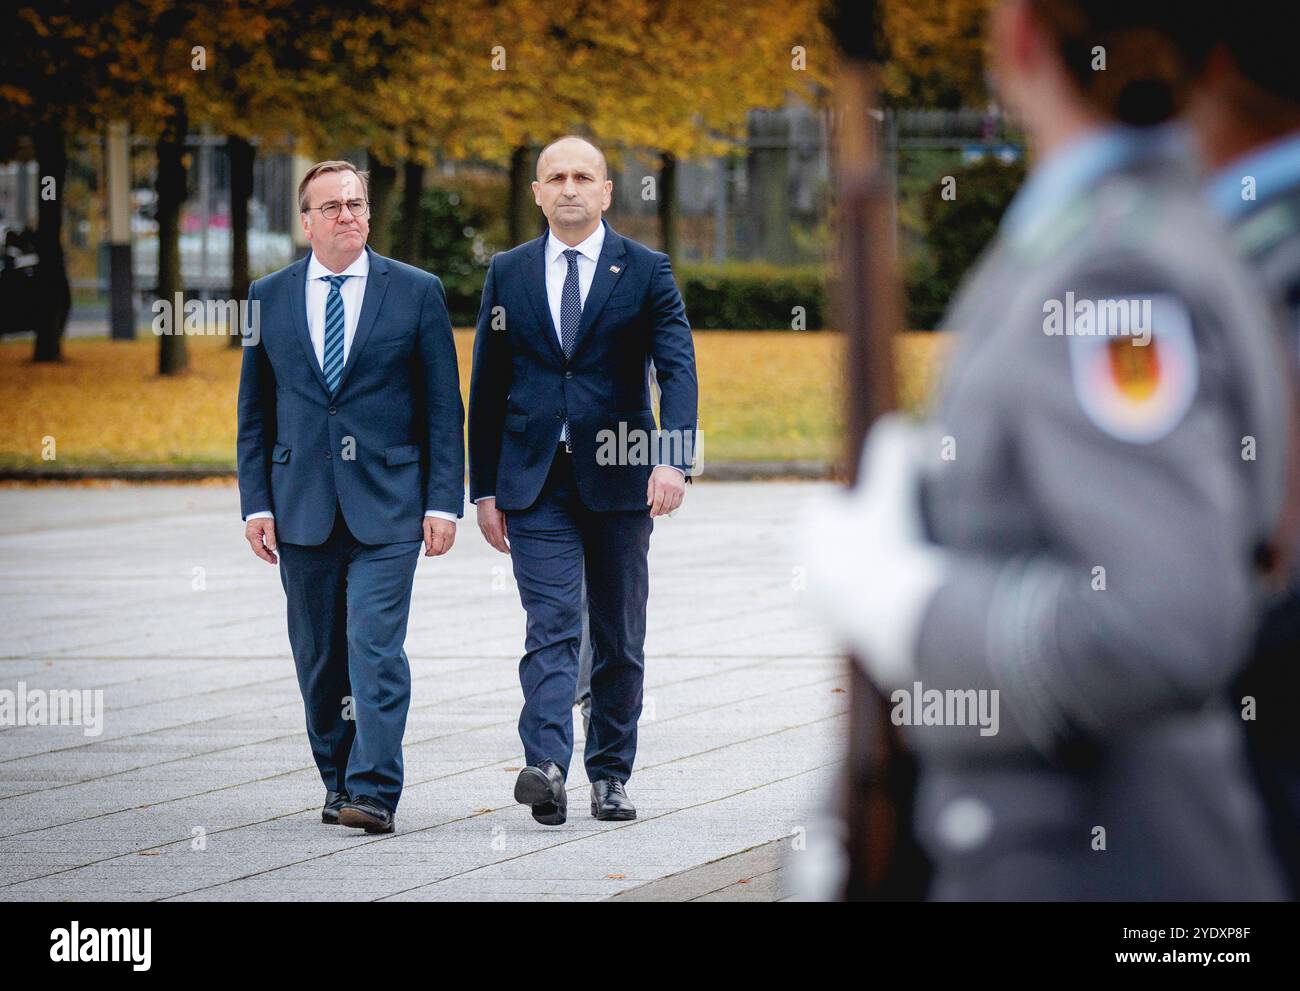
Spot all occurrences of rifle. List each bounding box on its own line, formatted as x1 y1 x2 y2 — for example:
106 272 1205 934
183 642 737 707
826 0 931 901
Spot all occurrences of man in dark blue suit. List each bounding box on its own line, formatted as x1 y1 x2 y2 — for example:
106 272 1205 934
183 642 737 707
237 160 464 834
469 136 698 825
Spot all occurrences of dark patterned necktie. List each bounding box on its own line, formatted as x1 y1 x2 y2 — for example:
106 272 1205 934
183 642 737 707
322 274 349 392
559 249 581 445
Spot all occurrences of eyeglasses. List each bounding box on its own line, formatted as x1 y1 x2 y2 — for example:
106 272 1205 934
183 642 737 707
305 199 370 220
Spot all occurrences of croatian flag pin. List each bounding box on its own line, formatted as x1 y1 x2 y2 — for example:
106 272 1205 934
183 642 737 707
610 265 621 273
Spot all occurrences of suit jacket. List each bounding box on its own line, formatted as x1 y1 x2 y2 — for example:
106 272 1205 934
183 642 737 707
236 245 464 545
468 220 698 512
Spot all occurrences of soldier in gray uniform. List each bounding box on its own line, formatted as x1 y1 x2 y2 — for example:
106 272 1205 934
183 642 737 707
804 0 1291 899
1180 5 1300 895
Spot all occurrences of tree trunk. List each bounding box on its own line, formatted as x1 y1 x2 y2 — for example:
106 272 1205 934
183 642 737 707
657 151 678 260
227 134 254 347
32 122 71 364
508 145 539 247
397 158 425 264
156 101 189 375
366 148 397 255
750 112 795 263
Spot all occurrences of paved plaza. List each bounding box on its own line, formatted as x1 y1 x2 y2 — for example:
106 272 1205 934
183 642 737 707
0 481 845 901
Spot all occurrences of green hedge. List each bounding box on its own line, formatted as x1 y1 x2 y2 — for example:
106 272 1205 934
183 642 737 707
677 263 827 330
906 156 1026 329
395 186 494 326
399 166 1023 331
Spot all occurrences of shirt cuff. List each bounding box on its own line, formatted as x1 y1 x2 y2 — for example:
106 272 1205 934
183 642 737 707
653 464 686 475
424 510 458 522
246 511 274 520
472 495 495 504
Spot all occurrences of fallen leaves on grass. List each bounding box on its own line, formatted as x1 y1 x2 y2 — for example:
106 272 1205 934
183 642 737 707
0 331 948 468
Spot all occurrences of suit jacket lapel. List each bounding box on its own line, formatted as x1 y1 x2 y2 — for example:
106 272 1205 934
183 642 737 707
334 246 390 395
523 234 566 365
572 222 628 356
289 256 331 395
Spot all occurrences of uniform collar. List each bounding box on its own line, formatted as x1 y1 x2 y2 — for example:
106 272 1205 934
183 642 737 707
1208 130 1300 219
545 220 606 265
1002 124 1186 242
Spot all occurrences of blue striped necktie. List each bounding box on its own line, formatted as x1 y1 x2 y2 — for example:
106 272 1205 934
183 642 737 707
559 249 581 446
322 274 349 392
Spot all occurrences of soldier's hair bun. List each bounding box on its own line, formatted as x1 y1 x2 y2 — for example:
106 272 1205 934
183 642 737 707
1031 1 1194 125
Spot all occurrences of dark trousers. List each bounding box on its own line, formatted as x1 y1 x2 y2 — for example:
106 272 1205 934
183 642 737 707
277 506 421 813
506 446 653 782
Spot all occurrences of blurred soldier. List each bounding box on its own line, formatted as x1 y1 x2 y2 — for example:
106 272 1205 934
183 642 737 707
805 0 1291 899
1179 6 1300 895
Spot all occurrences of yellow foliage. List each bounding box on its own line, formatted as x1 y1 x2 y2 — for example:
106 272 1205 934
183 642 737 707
882 0 993 108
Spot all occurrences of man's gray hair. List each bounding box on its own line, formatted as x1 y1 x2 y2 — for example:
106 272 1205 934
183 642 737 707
298 160 370 213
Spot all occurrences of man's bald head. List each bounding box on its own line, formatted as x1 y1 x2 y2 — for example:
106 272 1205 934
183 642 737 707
536 136 608 182
531 135 614 242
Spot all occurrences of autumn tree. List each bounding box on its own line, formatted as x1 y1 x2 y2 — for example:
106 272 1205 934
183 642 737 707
881 0 992 109
184 0 308 346
1 2 118 362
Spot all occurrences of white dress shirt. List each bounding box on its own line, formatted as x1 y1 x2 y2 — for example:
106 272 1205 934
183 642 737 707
305 249 369 369
246 248 457 524
545 224 604 446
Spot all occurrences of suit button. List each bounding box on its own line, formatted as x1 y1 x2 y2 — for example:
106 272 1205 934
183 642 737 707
564 371 573 379
328 406 337 415
325 452 332 460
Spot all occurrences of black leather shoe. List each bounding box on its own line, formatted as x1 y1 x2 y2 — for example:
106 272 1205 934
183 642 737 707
322 790 349 824
514 759 567 825
591 778 636 820
337 795 395 833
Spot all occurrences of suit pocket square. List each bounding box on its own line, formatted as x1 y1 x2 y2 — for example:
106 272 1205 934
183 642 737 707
271 443 291 464
384 444 421 466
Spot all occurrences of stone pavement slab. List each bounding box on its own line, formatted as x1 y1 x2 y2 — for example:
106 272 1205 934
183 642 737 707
0 481 845 901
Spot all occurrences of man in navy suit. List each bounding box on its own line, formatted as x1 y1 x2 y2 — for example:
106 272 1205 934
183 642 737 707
237 160 464 834
469 136 698 825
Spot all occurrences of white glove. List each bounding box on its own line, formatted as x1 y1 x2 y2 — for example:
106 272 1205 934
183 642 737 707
799 413 949 690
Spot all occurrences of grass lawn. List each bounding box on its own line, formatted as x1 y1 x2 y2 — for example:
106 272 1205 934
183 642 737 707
0 330 948 469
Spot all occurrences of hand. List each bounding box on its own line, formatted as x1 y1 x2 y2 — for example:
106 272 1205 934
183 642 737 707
799 414 948 689
646 466 685 517
477 497 510 554
245 517 278 564
423 517 456 557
